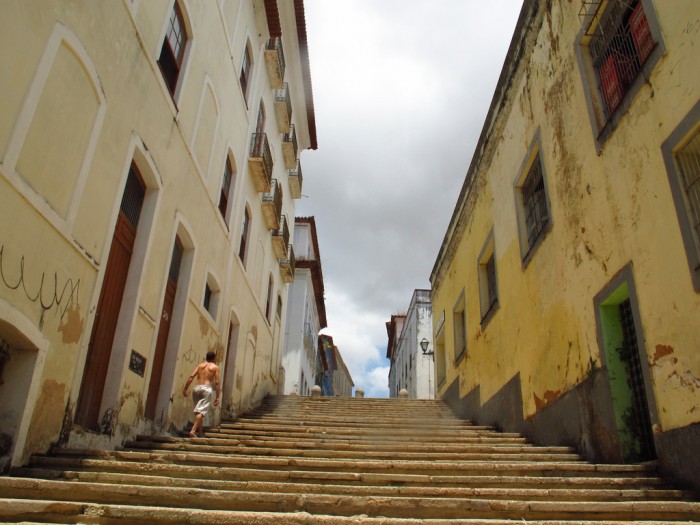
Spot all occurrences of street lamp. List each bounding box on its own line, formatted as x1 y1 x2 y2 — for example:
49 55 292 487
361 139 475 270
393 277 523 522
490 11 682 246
420 338 433 357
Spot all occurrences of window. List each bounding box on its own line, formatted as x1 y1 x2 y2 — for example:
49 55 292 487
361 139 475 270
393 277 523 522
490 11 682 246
578 0 663 142
453 291 466 363
219 156 235 222
478 232 498 324
238 207 250 266
203 274 220 320
662 101 700 291
589 1 654 117
265 274 274 323
240 43 252 105
515 135 551 264
203 284 212 311
276 294 283 319
158 1 188 97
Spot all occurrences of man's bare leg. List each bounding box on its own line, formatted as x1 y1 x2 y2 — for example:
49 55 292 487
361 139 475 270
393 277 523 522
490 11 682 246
189 412 203 437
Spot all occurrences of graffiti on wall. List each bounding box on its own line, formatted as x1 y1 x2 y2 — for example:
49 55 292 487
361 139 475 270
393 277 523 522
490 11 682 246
0 244 80 329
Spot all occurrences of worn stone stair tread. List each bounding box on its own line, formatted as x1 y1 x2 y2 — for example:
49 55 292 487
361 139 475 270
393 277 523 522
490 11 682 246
131 434 538 452
206 428 531 444
14 463 672 490
127 436 573 455
6 499 699 525
2 478 700 520
6 470 693 502
120 441 582 462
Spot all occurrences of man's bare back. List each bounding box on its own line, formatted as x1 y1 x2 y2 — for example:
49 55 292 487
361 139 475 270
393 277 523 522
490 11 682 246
193 361 219 387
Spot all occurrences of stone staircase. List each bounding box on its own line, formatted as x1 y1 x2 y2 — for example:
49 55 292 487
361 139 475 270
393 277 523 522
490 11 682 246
1 395 698 523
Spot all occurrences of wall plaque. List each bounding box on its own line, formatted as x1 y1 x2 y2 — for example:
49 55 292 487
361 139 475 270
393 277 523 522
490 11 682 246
129 350 147 377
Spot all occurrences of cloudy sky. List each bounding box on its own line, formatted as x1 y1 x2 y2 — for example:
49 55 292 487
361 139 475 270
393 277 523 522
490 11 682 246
297 1 524 397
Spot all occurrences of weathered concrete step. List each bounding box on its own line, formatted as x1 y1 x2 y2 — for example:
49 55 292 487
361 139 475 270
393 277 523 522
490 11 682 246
6 499 700 525
14 462 673 490
238 414 466 425
232 418 473 430
34 449 658 478
207 427 530 445
2 478 700 520
128 435 568 455
9 469 693 502
216 422 517 438
122 440 582 462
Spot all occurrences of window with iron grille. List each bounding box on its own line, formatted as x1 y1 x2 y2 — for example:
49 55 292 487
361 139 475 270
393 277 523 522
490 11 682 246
203 284 212 311
452 292 466 363
158 1 188 97
478 232 499 325
240 43 252 105
588 0 655 118
238 207 250 266
578 0 663 143
265 274 274 323
522 154 549 254
676 132 700 260
662 102 700 291
219 156 235 222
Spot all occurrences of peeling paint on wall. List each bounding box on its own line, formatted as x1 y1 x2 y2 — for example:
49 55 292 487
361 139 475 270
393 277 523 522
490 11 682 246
652 344 674 365
533 389 561 411
25 379 66 456
57 303 82 344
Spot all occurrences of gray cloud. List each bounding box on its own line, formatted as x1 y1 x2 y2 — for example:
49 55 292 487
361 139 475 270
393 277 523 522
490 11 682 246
298 0 524 396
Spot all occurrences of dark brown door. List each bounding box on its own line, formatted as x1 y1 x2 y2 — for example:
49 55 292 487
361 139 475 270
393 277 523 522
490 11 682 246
75 166 144 430
145 238 183 420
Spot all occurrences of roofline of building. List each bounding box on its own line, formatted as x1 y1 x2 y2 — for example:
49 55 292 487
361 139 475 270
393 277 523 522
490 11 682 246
264 0 317 150
429 0 541 289
295 216 326 328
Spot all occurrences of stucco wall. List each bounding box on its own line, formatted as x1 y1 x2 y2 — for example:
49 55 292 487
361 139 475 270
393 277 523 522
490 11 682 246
431 0 700 486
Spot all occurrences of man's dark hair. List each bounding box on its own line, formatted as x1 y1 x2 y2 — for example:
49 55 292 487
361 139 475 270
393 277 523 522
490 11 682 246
206 351 216 362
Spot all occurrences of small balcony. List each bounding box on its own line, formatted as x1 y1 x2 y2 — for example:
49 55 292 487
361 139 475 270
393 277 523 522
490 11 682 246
264 37 286 89
272 215 290 259
280 244 295 283
261 179 283 231
274 83 292 133
282 125 298 170
288 159 303 199
248 133 272 193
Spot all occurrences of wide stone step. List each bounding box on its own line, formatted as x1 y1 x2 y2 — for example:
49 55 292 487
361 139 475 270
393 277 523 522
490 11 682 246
237 414 467 425
2 478 699 521
6 499 700 525
128 435 571 455
206 427 529 445
133 434 535 451
122 439 582 462
216 421 516 438
10 469 693 502
33 449 658 478
14 462 673 490
232 418 475 430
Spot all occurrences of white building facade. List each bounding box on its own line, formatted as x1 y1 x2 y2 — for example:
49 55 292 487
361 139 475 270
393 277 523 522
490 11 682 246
0 0 316 469
387 290 434 399
281 217 326 395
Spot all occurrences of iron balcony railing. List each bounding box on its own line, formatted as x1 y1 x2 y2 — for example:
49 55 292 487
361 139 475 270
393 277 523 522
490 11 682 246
249 132 273 189
280 244 295 283
272 215 290 259
282 124 298 169
288 159 303 199
262 178 283 230
274 83 292 132
265 37 286 85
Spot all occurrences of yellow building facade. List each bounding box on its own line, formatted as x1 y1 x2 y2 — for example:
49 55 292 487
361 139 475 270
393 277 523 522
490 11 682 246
0 0 316 470
430 0 700 489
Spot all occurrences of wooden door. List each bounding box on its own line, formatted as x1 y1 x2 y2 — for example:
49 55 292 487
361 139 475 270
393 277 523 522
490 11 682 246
145 238 183 420
75 167 144 429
